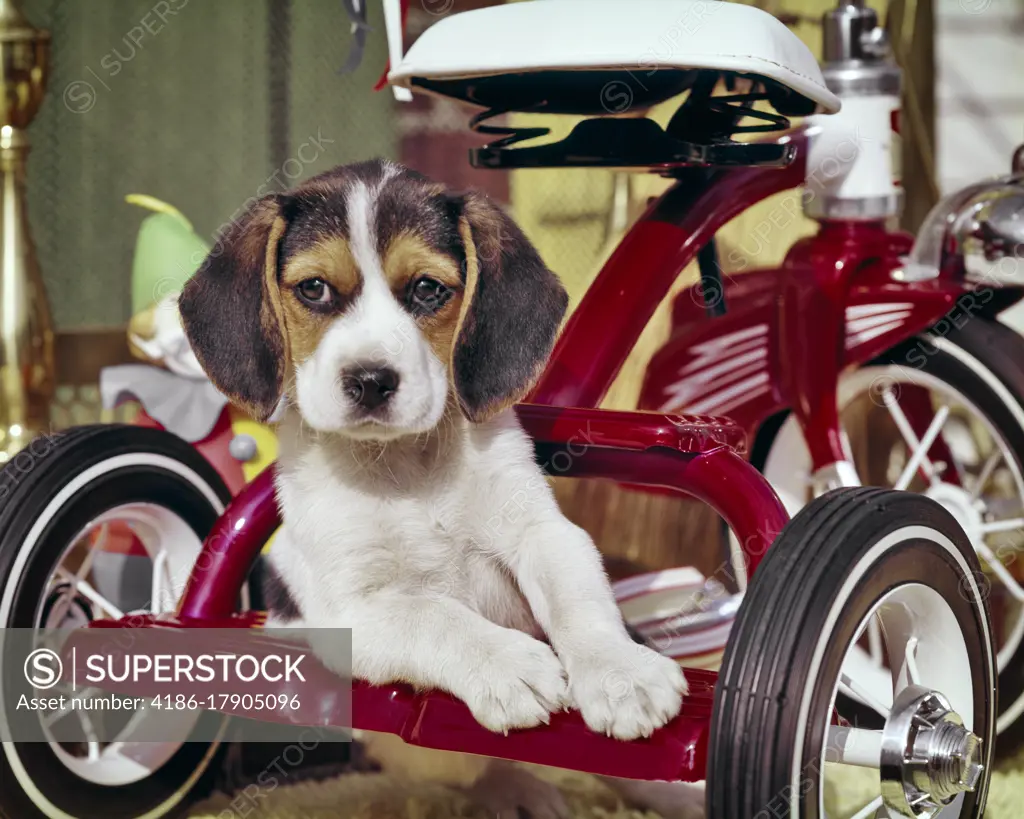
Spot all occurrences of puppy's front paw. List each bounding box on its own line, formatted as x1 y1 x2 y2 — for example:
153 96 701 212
461 631 569 734
567 641 687 740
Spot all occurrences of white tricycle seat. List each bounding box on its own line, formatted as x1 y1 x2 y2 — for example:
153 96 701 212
388 0 840 117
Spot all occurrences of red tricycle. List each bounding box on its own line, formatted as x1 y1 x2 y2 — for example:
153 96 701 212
0 1 1002 818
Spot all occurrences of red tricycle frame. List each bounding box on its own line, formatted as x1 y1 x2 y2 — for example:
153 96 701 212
534 125 1021 474
78 124 1013 783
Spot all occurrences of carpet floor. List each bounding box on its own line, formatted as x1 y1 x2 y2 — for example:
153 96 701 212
187 749 1024 818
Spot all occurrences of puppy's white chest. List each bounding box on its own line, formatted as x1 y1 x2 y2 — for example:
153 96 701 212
274 410 541 633
381 494 525 618
281 473 529 626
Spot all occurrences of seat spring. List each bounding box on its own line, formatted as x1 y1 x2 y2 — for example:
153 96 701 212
704 94 791 134
469 107 550 149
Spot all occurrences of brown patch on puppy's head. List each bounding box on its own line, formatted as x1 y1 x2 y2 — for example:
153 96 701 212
278 236 363 366
381 230 466 364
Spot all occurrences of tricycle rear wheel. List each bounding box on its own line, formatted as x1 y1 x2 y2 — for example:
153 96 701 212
760 318 1024 754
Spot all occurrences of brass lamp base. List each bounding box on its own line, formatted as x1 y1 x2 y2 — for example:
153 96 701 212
0 422 47 463
0 0 54 461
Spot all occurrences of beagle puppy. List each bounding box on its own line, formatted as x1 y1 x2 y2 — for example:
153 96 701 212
179 160 696 817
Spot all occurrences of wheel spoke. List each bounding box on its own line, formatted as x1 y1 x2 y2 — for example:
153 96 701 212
826 725 883 768
848 794 884 819
974 540 1024 601
980 517 1024 535
50 527 106 626
41 688 101 729
905 638 920 686
98 741 165 780
41 704 73 729
867 616 884 664
894 635 923 689
164 555 176 604
47 587 76 630
883 388 942 486
877 600 929 697
67 705 101 752
839 672 891 718
893 404 951 491
77 524 104 581
971 449 1004 501
151 549 170 612
54 567 123 620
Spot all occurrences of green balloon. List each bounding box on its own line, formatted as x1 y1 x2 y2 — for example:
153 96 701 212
128 196 211 315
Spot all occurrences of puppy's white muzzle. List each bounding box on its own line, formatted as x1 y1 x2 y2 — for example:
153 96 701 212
293 283 449 439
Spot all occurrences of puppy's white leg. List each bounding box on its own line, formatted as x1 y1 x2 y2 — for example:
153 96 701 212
510 518 687 740
308 593 569 734
602 777 705 819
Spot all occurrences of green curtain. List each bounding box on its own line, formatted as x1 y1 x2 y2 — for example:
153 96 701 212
21 0 397 330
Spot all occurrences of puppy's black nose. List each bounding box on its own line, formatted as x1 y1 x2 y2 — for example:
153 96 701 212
342 366 400 411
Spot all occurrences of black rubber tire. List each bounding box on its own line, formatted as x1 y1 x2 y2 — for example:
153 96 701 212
707 488 995 819
0 425 233 819
754 316 1024 755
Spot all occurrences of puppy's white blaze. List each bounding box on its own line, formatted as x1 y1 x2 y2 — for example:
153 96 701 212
347 181 382 285
292 179 449 436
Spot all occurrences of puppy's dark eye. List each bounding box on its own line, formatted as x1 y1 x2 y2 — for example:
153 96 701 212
295 278 333 307
408 276 452 315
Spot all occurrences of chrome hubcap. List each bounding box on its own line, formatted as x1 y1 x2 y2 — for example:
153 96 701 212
821 580 982 818
881 685 984 817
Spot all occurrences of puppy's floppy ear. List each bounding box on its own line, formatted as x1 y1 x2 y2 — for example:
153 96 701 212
179 195 290 422
451 192 568 422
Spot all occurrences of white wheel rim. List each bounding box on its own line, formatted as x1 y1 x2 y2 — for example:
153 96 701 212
0 452 228 819
763 361 1024 734
786 525 991 818
821 581 974 818
35 503 205 786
